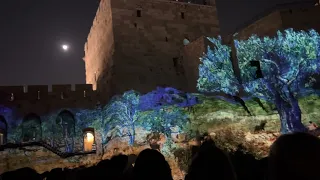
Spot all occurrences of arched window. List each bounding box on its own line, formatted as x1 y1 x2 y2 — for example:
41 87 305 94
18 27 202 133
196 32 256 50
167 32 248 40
0 116 8 145
22 113 42 142
56 110 76 153
56 110 75 138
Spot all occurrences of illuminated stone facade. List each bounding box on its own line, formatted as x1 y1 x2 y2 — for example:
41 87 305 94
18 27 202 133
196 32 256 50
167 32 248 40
84 0 220 100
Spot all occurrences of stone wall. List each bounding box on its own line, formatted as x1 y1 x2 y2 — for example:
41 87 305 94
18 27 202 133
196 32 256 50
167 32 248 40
84 0 114 101
181 4 320 91
233 11 283 41
111 0 219 94
0 84 97 117
0 84 100 151
280 6 320 31
84 0 220 97
182 36 212 92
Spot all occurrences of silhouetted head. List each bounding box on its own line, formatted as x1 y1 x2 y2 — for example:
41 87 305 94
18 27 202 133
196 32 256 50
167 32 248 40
186 139 236 180
133 149 173 180
97 159 110 168
46 168 65 180
128 154 137 165
110 154 129 172
1 167 41 180
268 132 320 180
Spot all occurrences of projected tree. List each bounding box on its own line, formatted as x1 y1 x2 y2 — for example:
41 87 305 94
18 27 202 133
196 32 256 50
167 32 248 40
142 106 188 138
196 37 252 115
198 29 320 133
197 37 240 96
105 90 141 145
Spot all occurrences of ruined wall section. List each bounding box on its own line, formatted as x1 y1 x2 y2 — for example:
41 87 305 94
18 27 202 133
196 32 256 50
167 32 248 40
233 11 283 41
110 0 220 94
280 6 320 32
84 0 114 99
182 4 320 94
182 11 283 93
182 36 208 92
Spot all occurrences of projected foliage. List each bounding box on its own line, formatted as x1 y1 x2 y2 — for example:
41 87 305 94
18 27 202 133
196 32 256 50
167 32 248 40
104 90 141 145
198 29 320 133
141 106 188 138
139 87 198 111
197 37 240 96
103 88 197 145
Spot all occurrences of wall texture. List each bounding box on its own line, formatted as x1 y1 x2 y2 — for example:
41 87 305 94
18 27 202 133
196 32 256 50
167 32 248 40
182 4 320 93
84 0 114 102
84 0 220 98
233 5 320 41
280 6 320 31
182 36 213 92
0 84 98 117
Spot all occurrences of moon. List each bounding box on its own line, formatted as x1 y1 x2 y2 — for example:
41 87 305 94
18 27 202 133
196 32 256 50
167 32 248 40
62 44 69 51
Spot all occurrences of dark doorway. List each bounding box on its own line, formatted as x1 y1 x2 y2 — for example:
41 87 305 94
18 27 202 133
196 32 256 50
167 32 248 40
56 110 76 153
0 116 7 145
22 113 42 142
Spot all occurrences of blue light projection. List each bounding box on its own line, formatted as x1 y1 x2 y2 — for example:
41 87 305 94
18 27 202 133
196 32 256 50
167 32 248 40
140 106 189 138
104 90 141 145
104 88 198 145
198 29 320 133
139 87 199 111
3 29 320 150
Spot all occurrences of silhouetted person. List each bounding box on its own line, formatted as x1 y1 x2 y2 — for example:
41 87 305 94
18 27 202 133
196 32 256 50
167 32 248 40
109 154 129 179
95 159 112 179
231 145 261 180
133 149 173 180
185 139 237 180
76 166 97 180
268 132 320 180
1 167 42 180
46 168 66 180
123 154 138 179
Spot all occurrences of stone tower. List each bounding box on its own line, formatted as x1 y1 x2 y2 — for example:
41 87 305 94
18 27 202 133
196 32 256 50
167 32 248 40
84 0 220 101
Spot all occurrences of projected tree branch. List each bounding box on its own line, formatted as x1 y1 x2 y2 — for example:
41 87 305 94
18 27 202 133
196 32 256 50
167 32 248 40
104 90 141 145
198 29 320 133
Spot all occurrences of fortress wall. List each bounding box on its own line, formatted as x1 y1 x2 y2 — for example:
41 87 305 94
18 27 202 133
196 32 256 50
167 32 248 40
0 84 98 116
182 36 207 92
84 0 114 98
280 6 320 32
182 4 320 95
109 0 220 94
233 11 283 41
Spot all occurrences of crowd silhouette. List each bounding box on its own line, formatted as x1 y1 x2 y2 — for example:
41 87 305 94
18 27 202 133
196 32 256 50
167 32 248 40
1 132 319 180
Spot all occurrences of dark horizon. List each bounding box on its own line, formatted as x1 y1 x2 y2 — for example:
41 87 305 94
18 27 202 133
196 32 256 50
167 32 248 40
0 0 315 86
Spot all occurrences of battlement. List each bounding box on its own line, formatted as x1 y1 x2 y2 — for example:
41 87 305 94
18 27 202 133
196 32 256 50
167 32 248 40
152 0 216 7
0 84 96 103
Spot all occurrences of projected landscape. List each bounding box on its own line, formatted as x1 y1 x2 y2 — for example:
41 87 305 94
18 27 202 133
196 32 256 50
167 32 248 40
1 29 320 176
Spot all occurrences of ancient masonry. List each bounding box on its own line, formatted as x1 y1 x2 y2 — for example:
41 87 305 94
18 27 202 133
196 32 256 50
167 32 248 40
84 0 220 100
84 0 320 97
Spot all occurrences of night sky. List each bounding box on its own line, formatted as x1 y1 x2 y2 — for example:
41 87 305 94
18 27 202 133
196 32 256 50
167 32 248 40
0 0 314 86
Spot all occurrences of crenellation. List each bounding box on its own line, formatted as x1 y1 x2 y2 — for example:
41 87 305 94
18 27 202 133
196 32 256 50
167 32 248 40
0 86 25 94
52 84 72 93
26 85 49 101
0 84 97 105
